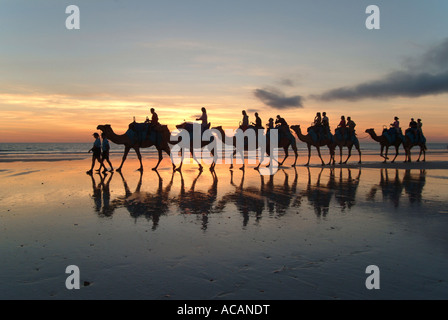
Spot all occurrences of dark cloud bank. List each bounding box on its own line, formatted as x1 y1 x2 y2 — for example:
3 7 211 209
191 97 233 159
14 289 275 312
253 88 304 109
313 38 448 102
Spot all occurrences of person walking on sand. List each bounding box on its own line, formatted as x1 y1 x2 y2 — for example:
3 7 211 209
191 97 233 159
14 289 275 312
87 133 102 174
98 132 114 173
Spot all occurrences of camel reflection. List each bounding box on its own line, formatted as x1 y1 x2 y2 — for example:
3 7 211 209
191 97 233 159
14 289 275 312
262 168 300 217
403 169 426 205
111 170 174 229
367 168 426 207
301 167 361 217
217 168 300 227
174 170 219 230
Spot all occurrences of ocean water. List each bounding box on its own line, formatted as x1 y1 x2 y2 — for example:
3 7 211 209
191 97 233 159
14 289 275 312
1 142 446 157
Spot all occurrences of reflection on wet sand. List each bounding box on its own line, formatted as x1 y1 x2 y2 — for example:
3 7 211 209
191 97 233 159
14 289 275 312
367 168 426 207
216 169 300 227
89 170 174 229
88 166 427 229
175 170 219 230
301 167 361 217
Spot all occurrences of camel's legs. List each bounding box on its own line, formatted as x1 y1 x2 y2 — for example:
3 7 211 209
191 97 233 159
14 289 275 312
153 148 163 171
344 146 353 164
339 146 343 164
292 145 298 167
191 149 203 171
327 146 334 165
255 148 264 170
230 149 236 170
406 147 412 163
306 144 311 166
279 147 289 166
391 145 399 163
163 145 176 171
175 148 186 172
117 146 131 172
356 144 362 164
316 146 325 166
239 149 245 171
210 148 216 172
380 145 388 161
420 147 426 162
383 146 389 163
134 147 144 171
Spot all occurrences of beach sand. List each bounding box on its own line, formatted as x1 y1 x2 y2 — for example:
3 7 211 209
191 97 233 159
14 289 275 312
1 152 448 300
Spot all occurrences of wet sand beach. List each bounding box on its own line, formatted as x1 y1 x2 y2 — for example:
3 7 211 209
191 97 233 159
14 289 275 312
1 153 448 300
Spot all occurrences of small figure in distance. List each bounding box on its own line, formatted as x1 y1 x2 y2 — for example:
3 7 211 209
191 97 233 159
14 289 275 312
338 115 347 137
251 112 263 130
314 112 322 126
417 118 423 140
240 110 249 131
98 132 114 173
347 116 356 139
409 117 418 140
313 112 323 140
322 112 330 138
275 114 288 128
146 107 160 140
87 132 102 175
196 107 208 131
391 116 400 134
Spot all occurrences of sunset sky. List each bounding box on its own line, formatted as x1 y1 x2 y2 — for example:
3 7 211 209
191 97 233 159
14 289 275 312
1 0 448 142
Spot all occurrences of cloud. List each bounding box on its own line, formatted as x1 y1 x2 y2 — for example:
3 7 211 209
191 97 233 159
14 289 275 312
254 88 304 109
246 108 259 113
313 38 448 101
279 78 295 87
315 71 448 101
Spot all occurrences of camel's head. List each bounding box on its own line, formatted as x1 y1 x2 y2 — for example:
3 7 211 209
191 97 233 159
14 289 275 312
97 124 111 131
211 126 223 131
365 128 374 134
176 122 187 130
290 125 300 132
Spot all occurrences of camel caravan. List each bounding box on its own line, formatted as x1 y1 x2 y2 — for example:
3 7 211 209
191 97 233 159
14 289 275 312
87 108 427 174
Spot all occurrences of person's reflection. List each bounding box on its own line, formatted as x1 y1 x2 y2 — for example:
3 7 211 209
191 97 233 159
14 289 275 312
403 169 426 204
111 170 174 230
367 168 403 208
334 168 361 211
301 167 332 218
89 172 103 213
176 169 219 231
99 172 114 217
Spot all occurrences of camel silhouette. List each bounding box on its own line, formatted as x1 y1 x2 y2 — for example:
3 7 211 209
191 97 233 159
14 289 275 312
402 135 427 163
97 124 175 172
330 130 362 165
290 125 334 166
365 128 403 163
211 126 298 170
172 122 216 172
